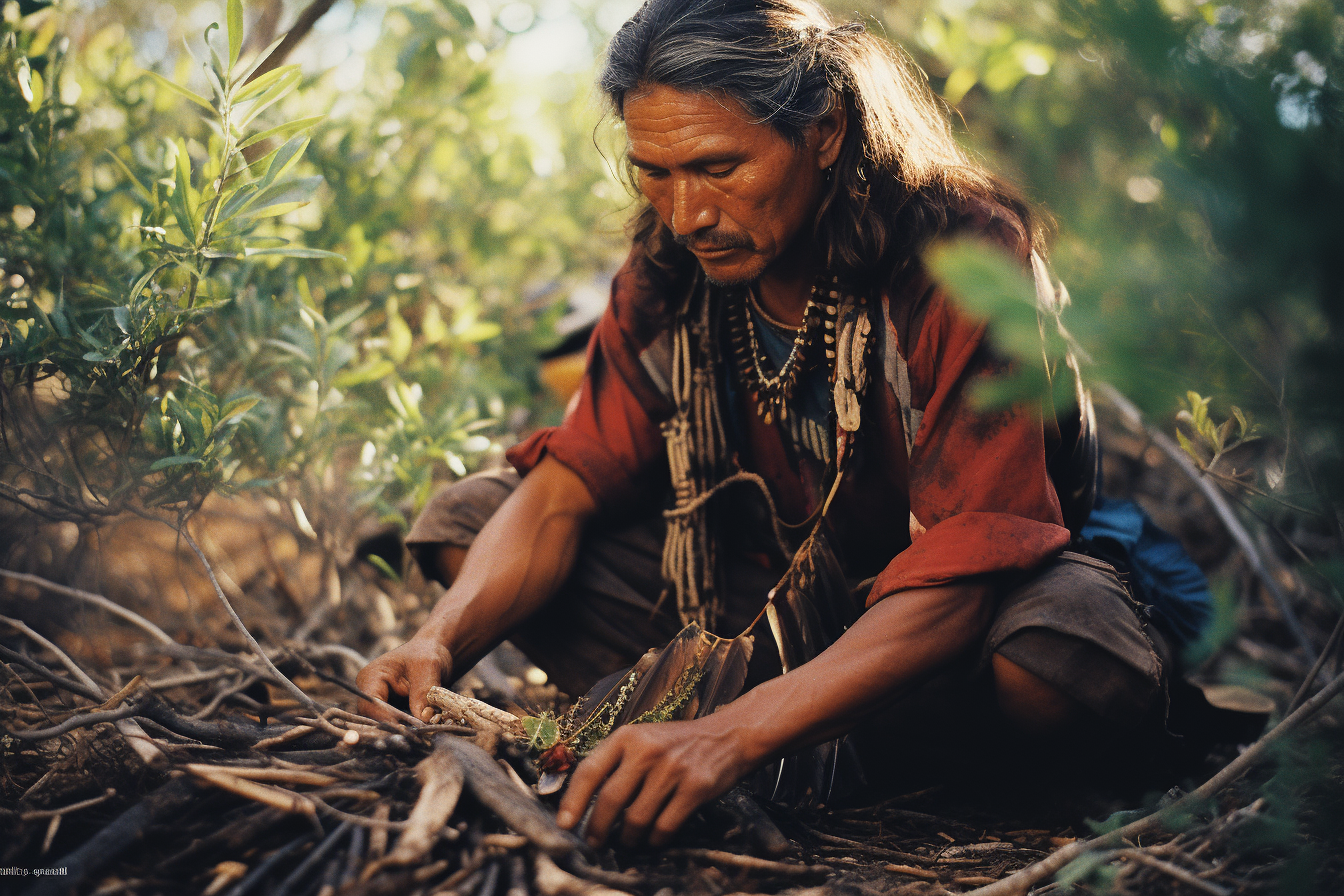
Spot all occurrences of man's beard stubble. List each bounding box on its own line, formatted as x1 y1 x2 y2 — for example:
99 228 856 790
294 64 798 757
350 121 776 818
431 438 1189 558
672 229 761 287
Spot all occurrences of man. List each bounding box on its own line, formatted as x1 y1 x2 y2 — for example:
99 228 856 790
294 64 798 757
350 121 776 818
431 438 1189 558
359 0 1178 849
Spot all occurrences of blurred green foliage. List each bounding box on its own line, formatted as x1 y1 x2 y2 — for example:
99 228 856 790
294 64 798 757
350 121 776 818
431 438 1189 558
903 0 1342 888
907 0 1342 510
1 0 631 538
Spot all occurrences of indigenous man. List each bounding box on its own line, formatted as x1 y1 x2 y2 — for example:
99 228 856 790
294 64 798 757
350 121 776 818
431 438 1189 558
359 0 1187 848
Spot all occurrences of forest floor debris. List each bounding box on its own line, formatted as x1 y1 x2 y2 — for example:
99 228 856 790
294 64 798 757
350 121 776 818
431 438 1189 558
2 410 1343 895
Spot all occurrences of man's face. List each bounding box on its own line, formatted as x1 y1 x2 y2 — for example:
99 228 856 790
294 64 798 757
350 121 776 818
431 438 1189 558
624 84 840 286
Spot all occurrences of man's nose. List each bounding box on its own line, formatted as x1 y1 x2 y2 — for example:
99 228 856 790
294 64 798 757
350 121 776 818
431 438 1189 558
669 177 716 237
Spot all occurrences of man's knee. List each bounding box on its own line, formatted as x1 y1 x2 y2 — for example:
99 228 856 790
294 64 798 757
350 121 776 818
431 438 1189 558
990 652 1084 736
406 470 521 585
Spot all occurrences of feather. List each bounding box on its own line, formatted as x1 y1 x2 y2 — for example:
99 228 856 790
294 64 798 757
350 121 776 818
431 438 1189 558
687 629 754 720
753 531 867 807
610 622 710 728
761 530 856 673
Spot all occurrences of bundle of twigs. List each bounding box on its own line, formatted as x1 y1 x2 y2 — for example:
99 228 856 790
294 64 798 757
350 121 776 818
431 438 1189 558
0 570 838 896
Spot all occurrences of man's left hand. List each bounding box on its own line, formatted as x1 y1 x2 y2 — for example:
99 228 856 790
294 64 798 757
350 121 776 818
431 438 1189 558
554 714 757 847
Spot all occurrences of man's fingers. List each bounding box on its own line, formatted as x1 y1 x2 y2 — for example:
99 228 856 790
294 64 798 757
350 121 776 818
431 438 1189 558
581 755 651 847
647 785 706 848
617 771 677 848
405 662 442 722
556 739 624 831
355 667 393 719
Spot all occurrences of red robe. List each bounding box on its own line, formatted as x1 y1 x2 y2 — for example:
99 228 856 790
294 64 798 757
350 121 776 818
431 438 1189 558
507 214 1069 609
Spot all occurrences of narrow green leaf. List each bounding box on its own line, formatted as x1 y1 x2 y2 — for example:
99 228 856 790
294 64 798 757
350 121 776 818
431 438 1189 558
204 58 228 107
236 115 324 150
171 139 197 243
221 395 261 419
328 301 370 333
236 69 301 129
227 0 244 69
216 182 258 224
150 455 204 471
1175 429 1205 467
232 63 296 103
259 136 310 190
247 200 310 219
364 554 401 582
244 246 344 259
141 69 214 111
234 35 285 87
264 338 313 362
104 150 153 203
333 359 395 389
456 320 502 343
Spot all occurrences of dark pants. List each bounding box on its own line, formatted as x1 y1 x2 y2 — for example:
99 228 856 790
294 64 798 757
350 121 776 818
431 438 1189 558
407 470 1168 738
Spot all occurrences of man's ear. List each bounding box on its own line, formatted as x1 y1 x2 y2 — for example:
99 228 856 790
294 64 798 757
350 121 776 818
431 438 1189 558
814 97 848 170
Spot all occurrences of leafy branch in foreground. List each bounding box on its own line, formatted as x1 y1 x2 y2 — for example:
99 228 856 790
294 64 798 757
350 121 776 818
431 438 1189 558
0 0 337 522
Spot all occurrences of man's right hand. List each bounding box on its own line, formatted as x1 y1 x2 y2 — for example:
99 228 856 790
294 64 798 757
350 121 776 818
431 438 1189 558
356 636 454 723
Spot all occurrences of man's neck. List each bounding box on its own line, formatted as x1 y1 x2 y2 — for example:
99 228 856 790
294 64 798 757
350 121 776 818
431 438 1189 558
755 248 819 329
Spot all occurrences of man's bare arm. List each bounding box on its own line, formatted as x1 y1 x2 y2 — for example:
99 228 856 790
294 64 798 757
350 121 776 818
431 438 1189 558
557 578 995 847
357 456 598 721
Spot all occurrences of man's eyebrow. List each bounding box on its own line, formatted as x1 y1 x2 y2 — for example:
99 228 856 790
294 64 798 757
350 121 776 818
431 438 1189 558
626 150 742 169
626 153 662 170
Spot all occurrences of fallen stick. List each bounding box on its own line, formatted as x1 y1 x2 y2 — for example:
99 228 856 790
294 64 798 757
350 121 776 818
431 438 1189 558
885 864 939 880
19 789 117 821
808 829 928 865
185 763 339 787
966 666 1344 896
426 685 525 736
664 848 830 875
8 704 140 741
23 778 197 896
186 766 319 818
442 735 581 856
533 853 634 896
138 698 294 748
363 737 465 875
273 821 353 896
1120 849 1232 896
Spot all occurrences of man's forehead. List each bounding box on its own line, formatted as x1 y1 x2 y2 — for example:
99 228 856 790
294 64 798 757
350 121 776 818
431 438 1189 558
623 85 779 159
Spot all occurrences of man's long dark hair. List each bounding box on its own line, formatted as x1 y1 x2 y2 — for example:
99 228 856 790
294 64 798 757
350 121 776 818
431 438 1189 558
600 0 1042 287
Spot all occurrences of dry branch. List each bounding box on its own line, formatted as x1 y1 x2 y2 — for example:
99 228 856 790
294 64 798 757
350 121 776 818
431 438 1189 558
367 736 465 871
443 735 582 856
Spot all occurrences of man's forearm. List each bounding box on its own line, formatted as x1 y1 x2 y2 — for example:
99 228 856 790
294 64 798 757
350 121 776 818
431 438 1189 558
414 457 597 673
555 578 996 846
712 579 995 765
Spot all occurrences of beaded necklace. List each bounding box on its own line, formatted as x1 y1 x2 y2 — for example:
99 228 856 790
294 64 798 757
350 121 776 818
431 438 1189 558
728 278 842 425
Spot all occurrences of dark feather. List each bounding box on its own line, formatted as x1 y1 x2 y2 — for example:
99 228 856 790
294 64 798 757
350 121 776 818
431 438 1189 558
686 630 754 720
568 648 659 735
611 622 713 728
764 530 856 672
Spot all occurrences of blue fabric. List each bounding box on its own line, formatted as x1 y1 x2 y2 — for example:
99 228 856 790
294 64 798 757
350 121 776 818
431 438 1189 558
1081 496 1213 651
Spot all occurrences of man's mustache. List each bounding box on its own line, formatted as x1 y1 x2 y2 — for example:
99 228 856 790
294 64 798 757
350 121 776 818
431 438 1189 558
673 230 754 252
